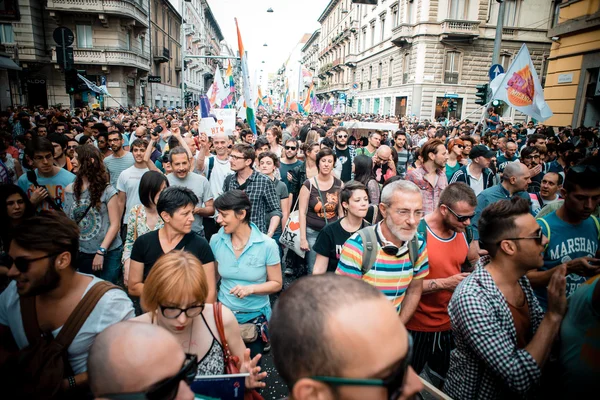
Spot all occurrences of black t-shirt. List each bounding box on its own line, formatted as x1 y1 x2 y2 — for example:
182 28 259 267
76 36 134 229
336 146 352 182
131 230 215 278
313 218 368 272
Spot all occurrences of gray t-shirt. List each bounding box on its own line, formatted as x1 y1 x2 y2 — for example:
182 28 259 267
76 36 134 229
267 178 288 236
167 172 213 234
64 185 123 253
103 152 135 187
116 165 149 223
0 276 134 374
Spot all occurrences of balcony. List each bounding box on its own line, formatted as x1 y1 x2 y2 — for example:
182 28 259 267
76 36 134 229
439 19 480 42
332 58 343 71
153 46 169 63
345 53 357 68
175 59 182 71
391 24 414 47
46 0 149 28
51 46 150 71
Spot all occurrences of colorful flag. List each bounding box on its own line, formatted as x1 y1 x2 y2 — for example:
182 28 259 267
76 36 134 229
256 86 264 108
235 18 256 134
303 83 314 113
490 44 553 122
221 61 236 108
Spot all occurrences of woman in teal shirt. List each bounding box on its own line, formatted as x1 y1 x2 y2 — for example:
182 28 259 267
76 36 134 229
210 190 282 357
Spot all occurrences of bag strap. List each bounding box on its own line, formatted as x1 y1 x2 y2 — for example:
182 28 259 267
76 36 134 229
408 234 420 268
312 177 329 226
591 215 600 241
133 206 140 240
20 296 42 345
207 156 215 181
75 202 94 225
359 226 378 274
213 302 233 359
54 281 119 348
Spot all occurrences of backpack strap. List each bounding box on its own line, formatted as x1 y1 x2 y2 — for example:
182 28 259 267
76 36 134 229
359 226 378 275
207 156 215 181
591 215 600 240
408 234 420 268
54 281 119 349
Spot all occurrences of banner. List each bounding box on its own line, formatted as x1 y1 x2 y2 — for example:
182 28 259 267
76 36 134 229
235 18 257 135
490 44 553 122
212 108 236 136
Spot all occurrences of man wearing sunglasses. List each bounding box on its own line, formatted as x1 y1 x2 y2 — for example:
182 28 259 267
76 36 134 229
89 321 195 400
332 127 356 183
279 138 302 194
445 197 567 399
0 212 134 396
271 274 423 400
527 164 600 311
449 145 495 196
405 183 476 387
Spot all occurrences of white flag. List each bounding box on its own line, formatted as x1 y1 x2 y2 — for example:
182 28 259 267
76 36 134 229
490 44 553 122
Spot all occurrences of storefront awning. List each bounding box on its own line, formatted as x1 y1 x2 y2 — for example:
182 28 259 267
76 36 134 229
0 56 21 71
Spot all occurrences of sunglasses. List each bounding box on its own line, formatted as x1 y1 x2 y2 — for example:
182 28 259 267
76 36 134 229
456 145 464 149
7 252 63 273
312 334 413 400
285 146 297 150
443 205 474 223
496 228 544 246
337 135 348 139
102 353 198 400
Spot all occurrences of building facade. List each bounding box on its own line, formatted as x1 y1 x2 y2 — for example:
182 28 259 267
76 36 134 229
315 0 554 122
544 0 600 127
300 29 320 99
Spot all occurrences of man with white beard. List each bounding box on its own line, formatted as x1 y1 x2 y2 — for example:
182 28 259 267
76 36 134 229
336 180 429 324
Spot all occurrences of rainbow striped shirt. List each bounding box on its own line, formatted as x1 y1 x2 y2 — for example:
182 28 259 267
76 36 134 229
336 227 429 313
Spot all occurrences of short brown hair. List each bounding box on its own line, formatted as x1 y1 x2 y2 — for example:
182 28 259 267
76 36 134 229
141 251 209 319
231 142 256 163
421 139 445 162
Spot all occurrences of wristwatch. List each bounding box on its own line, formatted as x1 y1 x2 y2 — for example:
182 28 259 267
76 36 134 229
98 247 107 255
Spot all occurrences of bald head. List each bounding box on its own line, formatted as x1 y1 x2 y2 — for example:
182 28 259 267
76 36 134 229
376 145 392 158
503 162 527 179
135 126 147 137
88 321 186 396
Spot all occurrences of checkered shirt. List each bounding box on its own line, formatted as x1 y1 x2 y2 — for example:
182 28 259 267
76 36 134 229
444 266 544 400
223 170 282 233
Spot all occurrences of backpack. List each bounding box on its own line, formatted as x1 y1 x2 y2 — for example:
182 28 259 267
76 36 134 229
4 281 119 400
206 156 215 181
537 214 600 249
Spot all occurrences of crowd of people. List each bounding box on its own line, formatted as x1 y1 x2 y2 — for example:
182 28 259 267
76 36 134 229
0 104 599 400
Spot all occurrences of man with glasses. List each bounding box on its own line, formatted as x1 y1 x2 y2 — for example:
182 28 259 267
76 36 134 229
0 212 134 396
450 145 496 196
270 274 423 400
279 138 302 194
88 321 195 400
337 180 428 323
405 183 476 388
17 137 75 211
223 143 281 236
527 164 600 310
332 127 356 183
445 197 567 399
65 139 78 159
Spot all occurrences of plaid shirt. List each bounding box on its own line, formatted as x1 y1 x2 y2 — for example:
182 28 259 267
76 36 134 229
223 170 282 233
444 267 544 400
405 166 447 216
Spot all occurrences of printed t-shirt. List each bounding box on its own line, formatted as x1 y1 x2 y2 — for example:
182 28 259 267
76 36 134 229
313 218 368 272
17 168 75 211
303 177 342 230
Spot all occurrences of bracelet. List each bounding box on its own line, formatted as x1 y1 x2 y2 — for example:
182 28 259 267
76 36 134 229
96 252 105 256
68 375 76 389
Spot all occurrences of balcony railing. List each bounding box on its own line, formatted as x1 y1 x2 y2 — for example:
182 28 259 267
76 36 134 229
46 0 149 27
444 72 459 84
153 46 169 63
439 19 480 40
51 46 150 71
391 24 414 47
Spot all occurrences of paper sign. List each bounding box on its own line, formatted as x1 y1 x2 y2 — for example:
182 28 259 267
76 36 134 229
212 108 236 136
199 118 217 136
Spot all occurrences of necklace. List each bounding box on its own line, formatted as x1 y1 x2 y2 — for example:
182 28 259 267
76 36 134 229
231 238 248 251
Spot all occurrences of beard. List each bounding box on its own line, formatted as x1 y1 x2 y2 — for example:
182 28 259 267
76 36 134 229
385 217 417 242
23 263 61 297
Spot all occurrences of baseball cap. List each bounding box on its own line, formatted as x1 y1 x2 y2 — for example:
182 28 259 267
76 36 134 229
470 145 496 159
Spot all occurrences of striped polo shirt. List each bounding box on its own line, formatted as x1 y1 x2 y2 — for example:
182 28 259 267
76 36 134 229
336 223 429 313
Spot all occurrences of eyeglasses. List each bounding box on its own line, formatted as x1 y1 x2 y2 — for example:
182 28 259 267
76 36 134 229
496 229 544 246
159 304 205 319
443 205 474 223
285 146 297 150
312 334 413 400
337 135 348 139
102 353 198 400
67 145 78 149
229 154 246 160
33 154 54 162
393 209 425 220
7 252 63 273
456 145 464 149
524 154 540 159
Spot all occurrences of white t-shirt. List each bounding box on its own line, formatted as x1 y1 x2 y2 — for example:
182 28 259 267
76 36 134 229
116 165 149 223
467 166 485 197
0 276 134 374
203 155 233 199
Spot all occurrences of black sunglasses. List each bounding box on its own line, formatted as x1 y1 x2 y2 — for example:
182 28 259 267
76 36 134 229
443 205 475 223
496 228 544 246
570 164 599 174
337 135 348 139
102 353 198 400
312 334 413 400
7 252 63 273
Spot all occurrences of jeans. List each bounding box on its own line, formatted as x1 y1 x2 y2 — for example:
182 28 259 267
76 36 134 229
305 226 320 275
77 245 123 284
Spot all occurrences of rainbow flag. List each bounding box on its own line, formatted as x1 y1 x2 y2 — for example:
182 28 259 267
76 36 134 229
303 83 314 114
256 86 264 108
221 61 236 108
235 18 256 134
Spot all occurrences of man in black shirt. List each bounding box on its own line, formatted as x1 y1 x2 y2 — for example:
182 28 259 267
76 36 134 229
332 127 356 183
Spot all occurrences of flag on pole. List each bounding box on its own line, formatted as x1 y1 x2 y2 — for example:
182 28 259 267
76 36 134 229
256 86 264 108
235 18 256 134
206 67 227 108
303 83 314 113
490 44 553 122
77 74 110 96
221 61 236 108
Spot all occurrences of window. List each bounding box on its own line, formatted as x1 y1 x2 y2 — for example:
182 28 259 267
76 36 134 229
392 6 398 28
125 30 131 51
444 51 461 84
0 24 14 44
370 22 375 47
503 0 518 27
389 58 393 86
378 62 382 88
500 53 511 71
362 29 367 52
448 0 468 20
140 36 145 54
402 53 410 84
380 17 386 42
406 0 415 24
76 25 93 48
369 65 373 89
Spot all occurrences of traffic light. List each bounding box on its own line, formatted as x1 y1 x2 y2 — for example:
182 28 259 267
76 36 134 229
347 98 353 107
65 68 78 94
448 100 456 112
475 84 488 106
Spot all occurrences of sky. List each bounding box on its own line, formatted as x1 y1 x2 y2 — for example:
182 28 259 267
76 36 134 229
206 0 326 88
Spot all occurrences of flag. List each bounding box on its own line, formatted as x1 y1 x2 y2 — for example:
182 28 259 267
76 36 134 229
490 44 553 122
256 86 264 108
221 61 236 108
235 18 256 134
303 83 314 113
283 78 289 111
206 67 227 108
77 74 110 96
